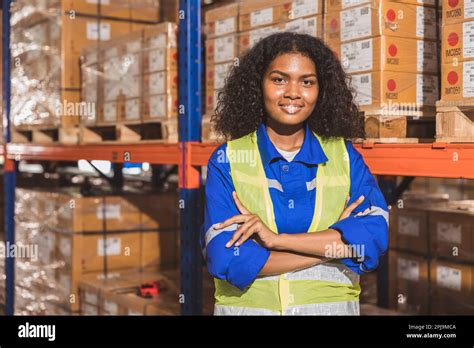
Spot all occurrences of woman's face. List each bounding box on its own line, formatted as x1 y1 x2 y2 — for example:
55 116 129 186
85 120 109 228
262 53 319 127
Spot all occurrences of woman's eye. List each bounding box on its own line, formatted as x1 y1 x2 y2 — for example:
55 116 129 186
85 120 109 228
272 77 285 84
302 80 316 86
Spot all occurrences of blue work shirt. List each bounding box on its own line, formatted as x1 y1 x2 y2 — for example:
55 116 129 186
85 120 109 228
201 122 389 291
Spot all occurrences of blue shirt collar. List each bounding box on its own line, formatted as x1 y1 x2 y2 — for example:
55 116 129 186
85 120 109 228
256 122 328 166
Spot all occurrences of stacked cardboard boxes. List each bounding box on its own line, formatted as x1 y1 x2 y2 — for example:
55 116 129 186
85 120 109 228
389 194 474 315
10 0 160 129
204 0 325 134
440 0 474 102
79 268 215 315
81 23 178 129
0 188 179 315
324 0 439 139
435 0 474 142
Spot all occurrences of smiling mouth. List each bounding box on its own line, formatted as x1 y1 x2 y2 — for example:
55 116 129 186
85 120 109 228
279 104 303 114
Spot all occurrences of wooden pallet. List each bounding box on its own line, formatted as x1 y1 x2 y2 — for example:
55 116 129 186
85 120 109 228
362 113 436 144
12 125 81 145
435 101 474 143
81 119 177 144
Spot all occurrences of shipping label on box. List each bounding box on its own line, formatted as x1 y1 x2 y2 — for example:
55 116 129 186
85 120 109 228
238 0 288 31
282 15 323 37
239 25 279 54
351 73 372 105
206 34 239 64
398 215 420 237
340 5 372 42
437 222 463 244
341 38 374 72
285 0 321 19
436 265 462 291
398 257 420 281
144 93 178 120
205 2 239 38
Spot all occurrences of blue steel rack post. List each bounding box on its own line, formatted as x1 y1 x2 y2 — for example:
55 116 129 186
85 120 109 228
2 0 15 316
178 0 203 315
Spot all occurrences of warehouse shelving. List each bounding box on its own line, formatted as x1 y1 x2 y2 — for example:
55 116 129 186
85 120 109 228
2 0 474 316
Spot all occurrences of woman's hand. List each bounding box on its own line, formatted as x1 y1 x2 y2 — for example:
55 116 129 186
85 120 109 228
215 191 279 249
338 195 367 221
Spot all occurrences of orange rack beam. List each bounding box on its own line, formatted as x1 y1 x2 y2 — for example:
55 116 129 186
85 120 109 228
6 143 182 165
3 141 474 179
190 142 474 179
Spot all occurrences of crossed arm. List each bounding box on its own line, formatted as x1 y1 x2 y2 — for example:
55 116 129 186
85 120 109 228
216 192 366 277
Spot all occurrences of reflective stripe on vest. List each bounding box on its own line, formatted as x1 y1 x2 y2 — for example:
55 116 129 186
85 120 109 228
214 129 360 315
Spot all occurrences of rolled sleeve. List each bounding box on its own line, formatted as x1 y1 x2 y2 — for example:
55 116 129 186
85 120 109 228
201 144 271 290
332 142 390 273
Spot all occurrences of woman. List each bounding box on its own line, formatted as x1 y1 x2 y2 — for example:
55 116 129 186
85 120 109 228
201 32 388 316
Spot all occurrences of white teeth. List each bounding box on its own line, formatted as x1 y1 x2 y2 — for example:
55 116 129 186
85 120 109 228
281 105 302 114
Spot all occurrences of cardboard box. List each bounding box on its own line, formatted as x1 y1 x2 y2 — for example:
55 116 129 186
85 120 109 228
442 0 474 25
390 208 429 254
56 194 143 233
205 2 239 38
441 61 474 101
324 2 437 44
331 36 438 74
63 0 160 23
430 259 474 315
238 0 288 32
143 92 178 120
325 0 437 13
239 15 323 54
79 269 153 314
351 71 439 108
143 22 177 49
206 62 233 91
144 46 178 73
143 70 178 96
388 250 430 314
442 20 474 64
62 15 137 89
141 230 178 269
55 231 142 273
428 201 474 262
206 34 239 65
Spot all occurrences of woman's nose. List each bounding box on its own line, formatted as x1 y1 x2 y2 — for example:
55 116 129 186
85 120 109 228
284 82 301 99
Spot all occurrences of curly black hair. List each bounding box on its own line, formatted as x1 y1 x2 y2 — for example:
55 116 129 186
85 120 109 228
211 32 364 141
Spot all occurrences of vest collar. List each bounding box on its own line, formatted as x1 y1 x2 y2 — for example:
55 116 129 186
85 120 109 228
256 122 329 167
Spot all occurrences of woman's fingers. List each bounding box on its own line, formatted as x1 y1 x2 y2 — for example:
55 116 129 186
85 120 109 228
339 195 365 220
232 191 251 214
355 207 371 217
215 214 252 230
235 219 260 247
226 217 258 248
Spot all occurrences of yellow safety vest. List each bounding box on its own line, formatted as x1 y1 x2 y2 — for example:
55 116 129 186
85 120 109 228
214 130 361 315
